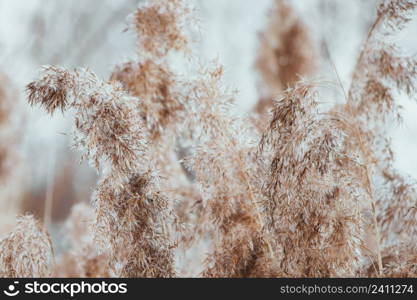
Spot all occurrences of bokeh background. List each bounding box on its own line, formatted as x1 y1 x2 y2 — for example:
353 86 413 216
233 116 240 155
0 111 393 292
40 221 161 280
1 0 417 238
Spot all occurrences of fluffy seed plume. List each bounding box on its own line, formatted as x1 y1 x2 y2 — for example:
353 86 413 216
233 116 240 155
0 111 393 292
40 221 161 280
19 0 417 279
180 63 276 277
0 215 53 277
27 65 176 277
343 0 417 247
132 0 192 58
260 82 367 277
27 65 147 176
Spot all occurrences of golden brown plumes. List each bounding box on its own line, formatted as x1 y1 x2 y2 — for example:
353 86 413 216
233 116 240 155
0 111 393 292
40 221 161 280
22 0 417 278
110 0 195 211
348 0 417 118
255 0 316 115
110 60 184 139
111 0 193 140
96 174 175 277
110 1 204 276
133 0 192 58
348 43 417 120
109 1 197 276
27 65 176 277
183 63 274 277
377 171 417 244
0 215 53 277
260 82 366 277
344 0 417 247
27 66 147 175
204 232 279 278
27 68 72 114
109 1 197 150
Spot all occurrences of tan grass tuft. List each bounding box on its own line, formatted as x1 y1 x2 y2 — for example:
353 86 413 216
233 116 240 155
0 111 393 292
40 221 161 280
0 215 53 277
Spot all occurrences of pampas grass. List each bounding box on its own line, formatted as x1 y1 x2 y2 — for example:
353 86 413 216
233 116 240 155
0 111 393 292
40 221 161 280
0 215 53 277
0 0 416 278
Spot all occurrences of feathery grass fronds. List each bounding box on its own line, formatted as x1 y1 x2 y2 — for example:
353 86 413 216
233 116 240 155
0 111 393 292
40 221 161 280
111 0 194 140
98 174 175 277
344 0 417 248
182 63 276 277
0 215 53 277
111 0 202 275
20 0 417 279
133 0 192 58
110 0 195 226
27 65 176 277
27 66 147 175
260 82 367 277
110 60 185 140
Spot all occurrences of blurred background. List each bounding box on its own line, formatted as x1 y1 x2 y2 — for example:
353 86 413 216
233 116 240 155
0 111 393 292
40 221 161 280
1 0 417 234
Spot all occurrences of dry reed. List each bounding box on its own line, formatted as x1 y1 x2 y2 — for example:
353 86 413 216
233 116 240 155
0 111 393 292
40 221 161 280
0 0 415 278
0 215 53 277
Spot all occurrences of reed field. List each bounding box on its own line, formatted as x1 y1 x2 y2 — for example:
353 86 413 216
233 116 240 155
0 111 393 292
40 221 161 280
1 0 417 278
